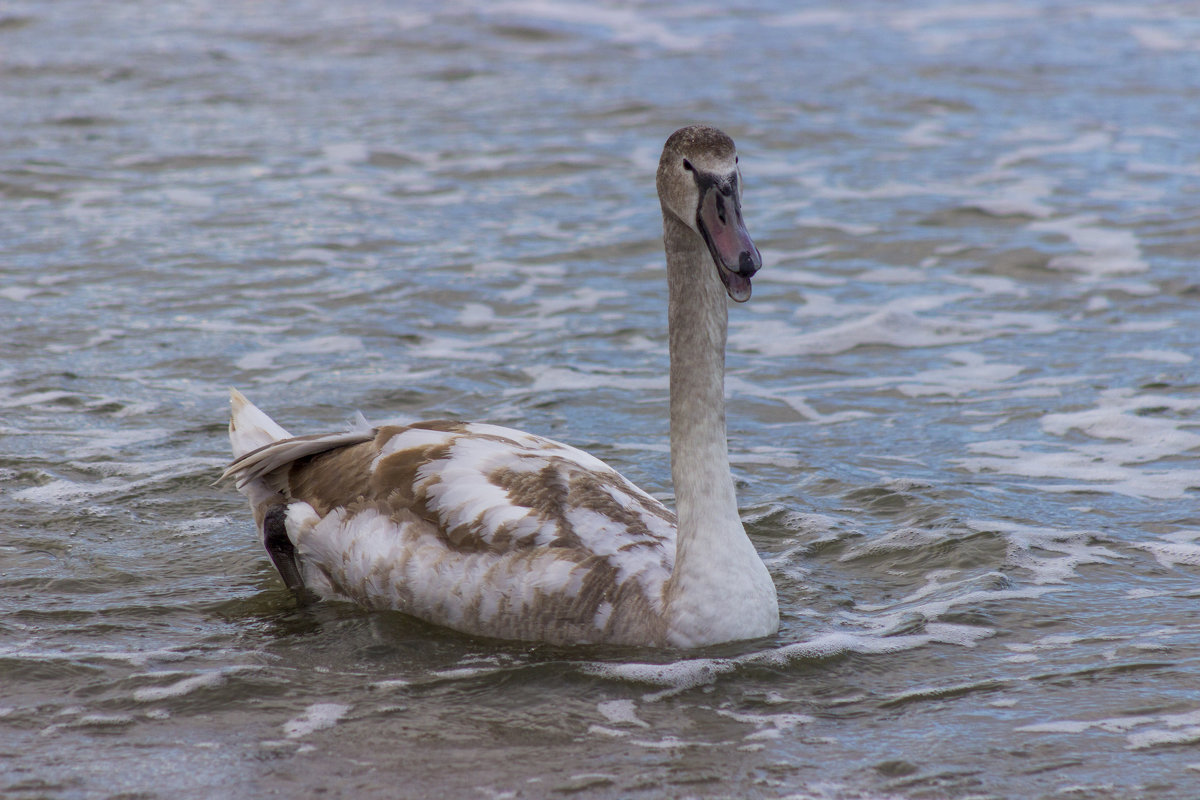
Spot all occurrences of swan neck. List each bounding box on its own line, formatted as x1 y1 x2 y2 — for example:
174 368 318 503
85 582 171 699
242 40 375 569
660 211 776 646
664 213 732 507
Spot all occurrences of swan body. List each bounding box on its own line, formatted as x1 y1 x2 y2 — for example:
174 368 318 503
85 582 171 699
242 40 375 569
223 126 779 647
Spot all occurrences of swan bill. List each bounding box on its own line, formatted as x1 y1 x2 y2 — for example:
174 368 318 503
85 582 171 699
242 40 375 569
696 180 761 303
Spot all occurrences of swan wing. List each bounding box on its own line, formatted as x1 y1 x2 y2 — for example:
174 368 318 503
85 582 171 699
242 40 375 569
226 420 677 644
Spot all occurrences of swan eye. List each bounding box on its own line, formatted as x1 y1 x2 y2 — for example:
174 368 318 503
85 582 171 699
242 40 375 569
682 159 693 172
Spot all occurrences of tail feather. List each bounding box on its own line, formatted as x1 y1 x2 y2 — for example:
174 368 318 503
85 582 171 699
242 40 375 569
221 389 376 490
229 388 292 458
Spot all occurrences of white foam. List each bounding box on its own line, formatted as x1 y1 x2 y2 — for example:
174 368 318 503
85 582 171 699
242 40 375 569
1029 215 1148 276
716 708 814 741
584 628 994 700
586 724 628 738
759 255 845 287
1040 393 1200 457
1003 653 1039 664
65 647 189 668
1112 318 1177 333
1137 539 1200 569
413 333 506 363
733 309 964 357
965 175 1056 218
795 216 878 236
133 671 226 703
1005 633 1089 654
1129 709 1200 748
458 302 497 327
1111 349 1192 364
1129 726 1200 749
887 3 1037 31
40 709 137 736
1017 708 1200 751
839 526 948 561
778 291 866 320
490 1 701 50
519 365 666 394
14 456 219 507
430 666 503 681
802 176 958 202
0 389 79 408
596 699 649 728
70 427 175 459
732 294 1058 357
235 335 363 371
996 132 1112 170
1017 720 1100 734
729 446 809 469
0 286 41 302
171 516 234 537
770 10 855 28
1131 26 1189 51
894 353 1025 398
162 188 212 208
323 142 369 165
958 390 1200 500
630 735 714 749
742 631 941 666
283 702 350 739
586 657 735 695
780 784 908 800
899 119 950 148
857 267 927 284
533 286 625 317
41 327 123 354
965 519 1118 585
70 713 137 729
760 350 1063 421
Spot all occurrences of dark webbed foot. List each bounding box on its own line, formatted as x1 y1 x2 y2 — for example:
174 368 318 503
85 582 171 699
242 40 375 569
262 504 315 604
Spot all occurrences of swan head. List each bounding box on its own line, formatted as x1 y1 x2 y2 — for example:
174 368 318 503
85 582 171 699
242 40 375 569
657 125 762 303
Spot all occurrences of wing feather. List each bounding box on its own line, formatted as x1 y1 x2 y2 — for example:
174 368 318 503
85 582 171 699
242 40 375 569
221 428 377 488
227 418 677 644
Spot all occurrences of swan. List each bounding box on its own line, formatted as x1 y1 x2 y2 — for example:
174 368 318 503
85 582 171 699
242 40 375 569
222 125 779 647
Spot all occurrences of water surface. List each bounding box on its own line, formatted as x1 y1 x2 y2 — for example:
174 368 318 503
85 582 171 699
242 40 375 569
2 2 1199 798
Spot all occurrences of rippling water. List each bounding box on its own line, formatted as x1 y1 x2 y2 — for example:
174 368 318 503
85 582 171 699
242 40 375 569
3 1 1199 798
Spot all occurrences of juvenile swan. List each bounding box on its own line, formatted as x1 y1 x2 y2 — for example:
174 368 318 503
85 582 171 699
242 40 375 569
222 126 779 647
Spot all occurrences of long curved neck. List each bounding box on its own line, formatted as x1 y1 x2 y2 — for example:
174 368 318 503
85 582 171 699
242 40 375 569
665 214 737 532
661 213 778 647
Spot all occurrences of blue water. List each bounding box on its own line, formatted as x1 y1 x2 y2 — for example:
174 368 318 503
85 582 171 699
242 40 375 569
2 2 1199 798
